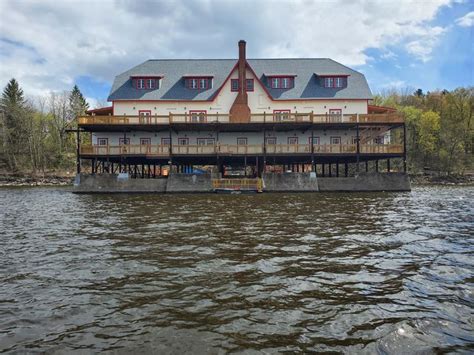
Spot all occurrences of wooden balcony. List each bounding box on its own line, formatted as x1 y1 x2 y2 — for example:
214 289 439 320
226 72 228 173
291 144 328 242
78 112 404 126
80 143 403 157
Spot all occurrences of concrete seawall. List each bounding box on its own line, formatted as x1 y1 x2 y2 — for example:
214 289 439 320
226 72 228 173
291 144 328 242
263 173 319 192
73 173 167 193
165 173 214 193
73 172 410 193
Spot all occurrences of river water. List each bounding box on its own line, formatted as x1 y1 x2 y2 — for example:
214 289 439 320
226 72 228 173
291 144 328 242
0 186 473 353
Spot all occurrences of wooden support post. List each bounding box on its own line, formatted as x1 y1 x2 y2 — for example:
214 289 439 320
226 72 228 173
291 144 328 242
244 155 247 177
256 156 259 178
76 128 81 174
376 159 379 172
322 164 325 177
336 162 339 177
387 159 391 172
365 160 369 172
356 123 360 174
345 162 348 177
311 121 315 172
403 123 407 173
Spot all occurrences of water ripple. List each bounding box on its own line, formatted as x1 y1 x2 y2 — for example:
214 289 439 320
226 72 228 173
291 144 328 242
0 186 473 353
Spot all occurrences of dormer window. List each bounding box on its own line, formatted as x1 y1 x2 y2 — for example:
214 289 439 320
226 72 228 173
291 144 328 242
132 76 161 90
184 76 213 90
321 75 348 88
266 75 295 89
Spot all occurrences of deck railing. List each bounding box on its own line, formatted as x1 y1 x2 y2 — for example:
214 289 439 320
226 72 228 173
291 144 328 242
212 178 263 191
80 143 403 156
78 112 404 125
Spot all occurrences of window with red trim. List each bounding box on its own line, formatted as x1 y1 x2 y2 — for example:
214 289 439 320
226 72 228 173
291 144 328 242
231 79 239 92
134 77 159 90
246 79 254 91
186 77 211 90
323 77 346 88
230 79 254 92
268 77 294 89
189 110 207 123
273 110 291 121
139 110 151 117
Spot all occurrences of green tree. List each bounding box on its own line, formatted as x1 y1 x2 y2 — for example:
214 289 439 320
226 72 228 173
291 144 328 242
69 85 89 120
418 110 440 160
0 78 30 171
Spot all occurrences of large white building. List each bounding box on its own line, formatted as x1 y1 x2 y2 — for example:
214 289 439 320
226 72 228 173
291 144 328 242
78 40 406 183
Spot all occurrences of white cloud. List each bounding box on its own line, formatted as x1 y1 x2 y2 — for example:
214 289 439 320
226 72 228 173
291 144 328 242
405 26 446 62
0 0 455 98
456 11 474 27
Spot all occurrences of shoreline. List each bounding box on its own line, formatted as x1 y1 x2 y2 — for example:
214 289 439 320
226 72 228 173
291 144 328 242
1 173 473 188
0 175 74 187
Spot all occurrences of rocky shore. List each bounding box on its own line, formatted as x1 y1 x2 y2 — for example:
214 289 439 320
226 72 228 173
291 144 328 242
0 175 74 187
410 174 474 186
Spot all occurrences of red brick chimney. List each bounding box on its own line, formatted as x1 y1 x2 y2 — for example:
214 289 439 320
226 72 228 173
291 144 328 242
230 40 251 123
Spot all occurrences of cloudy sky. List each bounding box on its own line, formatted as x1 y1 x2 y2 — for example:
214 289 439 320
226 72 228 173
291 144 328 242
0 0 472 107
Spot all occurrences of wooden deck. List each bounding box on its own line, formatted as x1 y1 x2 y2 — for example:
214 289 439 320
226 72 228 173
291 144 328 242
78 112 404 126
80 143 403 156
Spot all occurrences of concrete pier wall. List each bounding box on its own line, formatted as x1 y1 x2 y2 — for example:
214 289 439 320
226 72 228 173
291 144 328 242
263 173 319 192
165 173 214 193
73 173 167 193
73 172 410 193
318 172 411 192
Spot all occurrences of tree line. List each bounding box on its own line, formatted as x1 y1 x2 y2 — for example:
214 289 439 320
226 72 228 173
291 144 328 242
0 79 89 174
374 87 473 174
0 78 473 176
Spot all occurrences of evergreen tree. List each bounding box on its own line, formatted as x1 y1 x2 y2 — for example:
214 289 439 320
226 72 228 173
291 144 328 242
414 88 424 97
68 85 89 120
0 78 29 171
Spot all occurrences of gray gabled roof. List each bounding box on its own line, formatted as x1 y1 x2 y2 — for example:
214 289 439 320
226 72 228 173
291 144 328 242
108 58 372 101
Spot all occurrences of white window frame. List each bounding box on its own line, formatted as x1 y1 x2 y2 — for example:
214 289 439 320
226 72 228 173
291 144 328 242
146 79 155 89
288 137 299 145
178 138 189 145
119 138 130 145
197 138 215 145
137 79 145 89
237 137 248 145
265 137 277 145
97 138 108 146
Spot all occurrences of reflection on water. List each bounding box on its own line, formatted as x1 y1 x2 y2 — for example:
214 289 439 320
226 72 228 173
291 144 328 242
0 187 473 353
